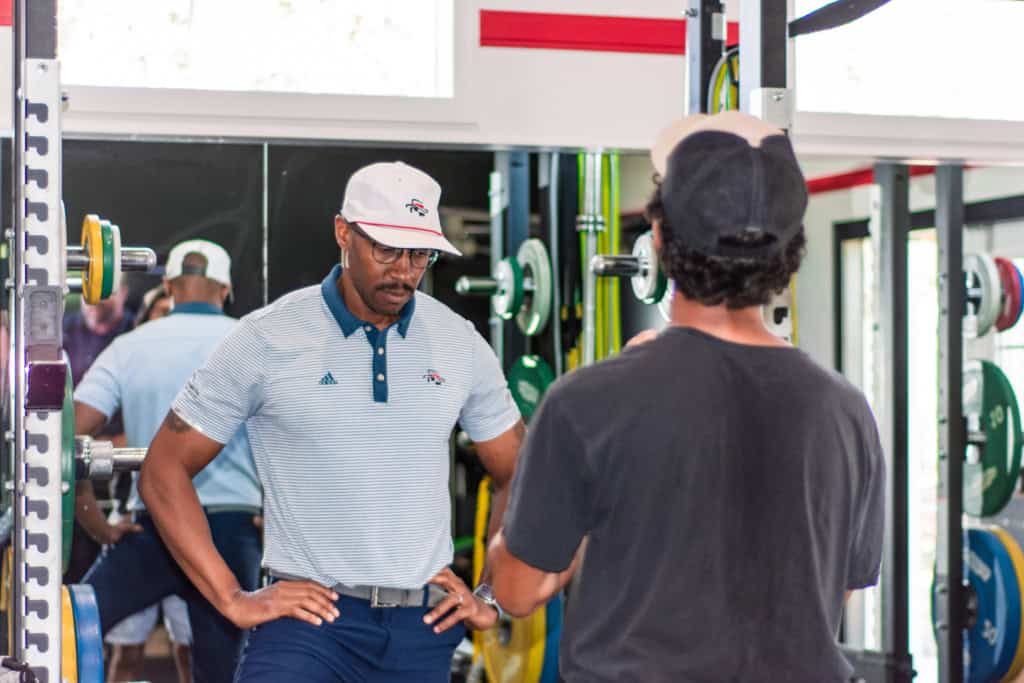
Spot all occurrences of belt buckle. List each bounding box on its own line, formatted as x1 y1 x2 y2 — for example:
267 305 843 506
369 586 400 608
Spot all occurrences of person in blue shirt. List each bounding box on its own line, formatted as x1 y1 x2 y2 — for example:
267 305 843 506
73 240 263 683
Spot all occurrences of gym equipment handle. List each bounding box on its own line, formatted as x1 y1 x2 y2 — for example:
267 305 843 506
590 255 641 278
455 276 498 296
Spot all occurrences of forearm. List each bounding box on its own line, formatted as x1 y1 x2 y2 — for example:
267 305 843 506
74 481 112 544
479 479 511 586
139 457 241 615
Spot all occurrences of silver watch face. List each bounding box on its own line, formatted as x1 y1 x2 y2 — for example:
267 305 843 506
475 584 496 604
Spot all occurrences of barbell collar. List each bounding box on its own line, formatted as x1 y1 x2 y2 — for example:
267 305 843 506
591 255 641 278
575 214 606 234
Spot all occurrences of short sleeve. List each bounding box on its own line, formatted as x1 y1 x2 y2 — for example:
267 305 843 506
73 340 122 420
848 416 886 590
171 317 266 445
457 327 520 442
503 389 592 573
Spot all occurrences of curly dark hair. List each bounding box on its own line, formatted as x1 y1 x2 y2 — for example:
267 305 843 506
645 182 806 309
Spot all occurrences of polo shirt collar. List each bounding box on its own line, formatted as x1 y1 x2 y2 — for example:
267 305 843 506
320 264 415 338
169 302 223 316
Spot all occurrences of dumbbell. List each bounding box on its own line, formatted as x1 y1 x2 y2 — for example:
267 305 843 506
74 435 146 481
65 213 158 304
455 238 553 336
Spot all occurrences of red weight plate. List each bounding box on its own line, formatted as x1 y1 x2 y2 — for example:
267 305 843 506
995 257 1021 332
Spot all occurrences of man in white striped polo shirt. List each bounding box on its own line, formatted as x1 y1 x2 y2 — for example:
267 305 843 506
139 162 524 682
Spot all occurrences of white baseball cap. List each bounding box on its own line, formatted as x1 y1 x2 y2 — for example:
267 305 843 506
340 161 461 256
165 239 233 291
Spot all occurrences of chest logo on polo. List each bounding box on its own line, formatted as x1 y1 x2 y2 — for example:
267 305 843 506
319 372 338 386
422 369 445 386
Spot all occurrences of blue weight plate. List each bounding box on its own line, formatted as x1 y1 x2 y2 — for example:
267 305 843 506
68 584 105 683
539 593 563 683
967 528 1021 683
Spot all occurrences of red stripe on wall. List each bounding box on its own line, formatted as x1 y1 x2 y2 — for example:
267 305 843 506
480 10 739 55
807 165 948 195
0 0 11 27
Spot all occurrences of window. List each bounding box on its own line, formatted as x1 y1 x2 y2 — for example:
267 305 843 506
58 0 454 98
795 0 1024 121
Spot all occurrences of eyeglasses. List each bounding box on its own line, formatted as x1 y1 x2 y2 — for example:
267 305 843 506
348 222 439 269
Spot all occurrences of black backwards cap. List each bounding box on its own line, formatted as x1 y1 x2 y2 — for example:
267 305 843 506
650 111 808 259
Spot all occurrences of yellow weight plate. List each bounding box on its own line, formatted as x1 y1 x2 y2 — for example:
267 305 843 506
473 476 548 683
61 585 78 683
995 528 1024 683
80 215 105 304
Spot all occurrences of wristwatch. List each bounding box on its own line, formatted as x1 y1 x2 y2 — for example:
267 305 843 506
473 584 504 620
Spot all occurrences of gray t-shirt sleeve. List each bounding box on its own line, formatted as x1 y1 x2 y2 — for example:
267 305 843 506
847 415 886 590
503 390 592 573
172 317 265 445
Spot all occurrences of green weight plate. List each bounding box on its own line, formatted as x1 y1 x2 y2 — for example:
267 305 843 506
492 257 524 321
964 360 1023 517
516 239 553 336
508 355 555 423
62 361 75 574
630 231 667 305
99 219 116 300
965 253 1001 338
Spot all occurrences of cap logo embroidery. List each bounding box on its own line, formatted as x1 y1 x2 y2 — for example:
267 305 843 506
405 198 428 216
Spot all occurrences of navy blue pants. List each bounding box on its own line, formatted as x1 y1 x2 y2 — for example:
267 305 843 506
234 593 466 682
84 511 262 683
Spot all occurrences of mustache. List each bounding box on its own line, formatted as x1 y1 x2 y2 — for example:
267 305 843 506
376 283 414 294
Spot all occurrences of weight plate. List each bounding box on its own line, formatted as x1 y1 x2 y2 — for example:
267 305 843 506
62 361 75 574
993 528 1024 682
109 220 123 296
80 215 105 305
68 584 104 683
964 361 1023 517
657 279 674 322
630 232 667 305
966 528 1021 683
508 355 556 423
516 239 553 336
966 253 1002 338
99 219 116 301
1014 260 1024 329
995 257 1021 332
492 257 524 321
539 594 563 683
707 46 740 114
61 586 78 683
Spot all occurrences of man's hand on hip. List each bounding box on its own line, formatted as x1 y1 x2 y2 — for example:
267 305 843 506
425 567 499 634
223 580 340 629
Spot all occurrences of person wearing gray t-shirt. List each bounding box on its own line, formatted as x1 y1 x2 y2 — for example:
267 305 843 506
488 111 885 683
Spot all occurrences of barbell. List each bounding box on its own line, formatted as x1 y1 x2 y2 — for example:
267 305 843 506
64 212 157 304
455 238 554 336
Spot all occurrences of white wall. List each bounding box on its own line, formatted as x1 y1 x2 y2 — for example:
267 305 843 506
2 1 1024 161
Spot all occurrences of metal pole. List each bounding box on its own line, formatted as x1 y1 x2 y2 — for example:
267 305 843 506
739 0 791 126
579 153 603 367
13 1 64 678
548 154 563 376
685 0 725 115
935 164 966 683
875 163 912 669
489 156 506 362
